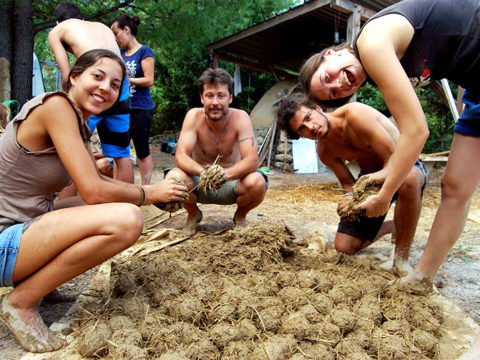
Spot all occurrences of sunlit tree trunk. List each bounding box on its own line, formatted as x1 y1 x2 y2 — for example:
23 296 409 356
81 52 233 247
0 0 14 102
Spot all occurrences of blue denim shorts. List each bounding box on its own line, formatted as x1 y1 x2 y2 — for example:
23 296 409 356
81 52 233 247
0 223 23 287
454 89 480 137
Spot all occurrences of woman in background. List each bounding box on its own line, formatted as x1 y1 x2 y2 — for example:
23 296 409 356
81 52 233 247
111 14 156 185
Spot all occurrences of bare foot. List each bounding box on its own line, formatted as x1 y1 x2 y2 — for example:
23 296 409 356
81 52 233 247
391 259 413 277
379 252 412 277
398 270 434 296
0 292 66 353
233 213 248 227
183 210 203 236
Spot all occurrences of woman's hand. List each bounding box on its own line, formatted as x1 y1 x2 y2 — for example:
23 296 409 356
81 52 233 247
359 168 387 186
355 192 391 218
353 169 391 217
148 178 189 204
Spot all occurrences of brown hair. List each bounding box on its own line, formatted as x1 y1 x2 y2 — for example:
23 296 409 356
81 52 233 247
0 104 9 129
55 3 83 22
112 14 141 36
299 43 357 108
198 68 233 95
276 91 318 140
65 49 126 97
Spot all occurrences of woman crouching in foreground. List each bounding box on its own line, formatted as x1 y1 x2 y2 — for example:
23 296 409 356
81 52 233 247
0 49 188 353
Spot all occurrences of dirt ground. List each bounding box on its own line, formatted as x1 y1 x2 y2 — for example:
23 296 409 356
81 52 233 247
1 146 479 359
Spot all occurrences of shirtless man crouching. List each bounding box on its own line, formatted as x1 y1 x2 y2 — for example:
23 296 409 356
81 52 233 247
165 68 267 235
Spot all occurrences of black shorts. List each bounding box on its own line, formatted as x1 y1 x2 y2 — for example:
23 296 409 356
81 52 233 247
130 109 153 159
337 160 427 241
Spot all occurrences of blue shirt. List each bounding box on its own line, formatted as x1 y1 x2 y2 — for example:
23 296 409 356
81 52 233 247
121 45 155 110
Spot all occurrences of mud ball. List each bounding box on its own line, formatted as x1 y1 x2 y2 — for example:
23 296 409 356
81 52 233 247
78 321 112 358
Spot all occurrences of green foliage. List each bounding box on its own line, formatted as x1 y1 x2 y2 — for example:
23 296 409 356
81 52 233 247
133 0 294 134
357 83 455 153
416 86 455 153
33 0 296 134
356 83 387 115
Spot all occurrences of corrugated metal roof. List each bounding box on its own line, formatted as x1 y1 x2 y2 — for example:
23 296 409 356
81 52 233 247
207 0 401 77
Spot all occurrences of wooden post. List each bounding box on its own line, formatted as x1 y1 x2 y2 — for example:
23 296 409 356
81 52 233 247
282 133 288 171
346 5 360 102
266 121 277 169
346 5 361 44
440 79 459 122
457 86 464 116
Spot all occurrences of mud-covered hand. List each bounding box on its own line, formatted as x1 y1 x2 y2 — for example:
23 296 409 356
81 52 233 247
150 178 189 204
337 193 354 218
155 201 183 213
354 193 391 218
199 164 226 191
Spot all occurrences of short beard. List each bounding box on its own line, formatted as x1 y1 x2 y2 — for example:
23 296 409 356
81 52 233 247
206 107 228 122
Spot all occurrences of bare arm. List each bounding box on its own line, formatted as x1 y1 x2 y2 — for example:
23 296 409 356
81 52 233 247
37 96 187 205
319 145 355 192
355 15 429 216
223 111 259 181
48 26 72 90
129 57 154 87
175 109 204 176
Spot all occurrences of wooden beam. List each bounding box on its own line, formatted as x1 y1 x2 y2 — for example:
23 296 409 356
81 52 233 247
213 52 296 79
207 0 332 51
330 0 376 20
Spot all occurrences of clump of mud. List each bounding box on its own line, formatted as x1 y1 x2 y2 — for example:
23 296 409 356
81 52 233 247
339 175 383 221
74 222 443 359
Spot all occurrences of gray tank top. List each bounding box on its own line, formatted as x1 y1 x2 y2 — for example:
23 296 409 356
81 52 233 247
0 91 90 232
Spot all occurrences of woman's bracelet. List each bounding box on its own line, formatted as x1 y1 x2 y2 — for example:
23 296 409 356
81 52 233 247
343 192 353 198
138 186 146 206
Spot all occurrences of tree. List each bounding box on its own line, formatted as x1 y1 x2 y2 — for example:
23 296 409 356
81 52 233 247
4 0 295 128
0 0 134 105
122 0 294 133
0 0 33 105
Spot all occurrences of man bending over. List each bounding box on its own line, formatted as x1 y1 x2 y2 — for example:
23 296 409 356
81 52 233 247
277 92 426 275
48 2 133 183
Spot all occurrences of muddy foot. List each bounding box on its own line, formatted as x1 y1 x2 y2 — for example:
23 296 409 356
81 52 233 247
398 271 434 296
233 214 248 227
0 292 66 353
379 254 412 277
183 211 203 236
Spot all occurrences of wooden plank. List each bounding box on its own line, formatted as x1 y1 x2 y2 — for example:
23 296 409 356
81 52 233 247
207 0 333 50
